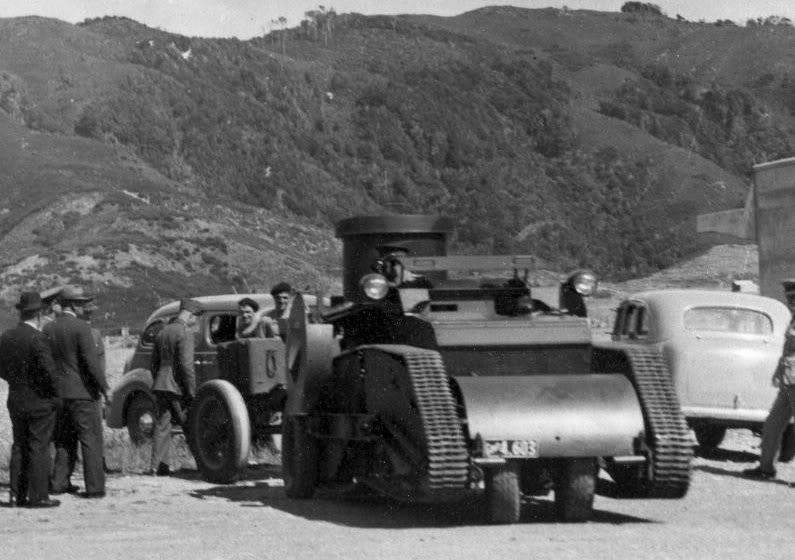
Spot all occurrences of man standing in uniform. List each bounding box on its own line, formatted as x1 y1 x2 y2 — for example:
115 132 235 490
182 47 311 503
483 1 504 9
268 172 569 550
743 304 795 479
46 285 108 498
150 298 203 476
0 292 61 508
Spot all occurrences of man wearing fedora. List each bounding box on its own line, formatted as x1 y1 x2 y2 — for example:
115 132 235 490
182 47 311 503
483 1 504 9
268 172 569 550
150 298 203 476
45 285 109 498
0 292 61 507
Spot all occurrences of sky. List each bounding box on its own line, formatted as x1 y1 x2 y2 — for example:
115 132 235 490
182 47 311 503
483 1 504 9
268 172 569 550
1 1 793 39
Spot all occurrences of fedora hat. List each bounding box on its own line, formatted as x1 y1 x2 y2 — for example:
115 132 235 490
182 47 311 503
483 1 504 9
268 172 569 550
15 291 43 311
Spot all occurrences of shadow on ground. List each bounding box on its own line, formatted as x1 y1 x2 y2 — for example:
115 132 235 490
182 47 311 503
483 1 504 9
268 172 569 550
694 465 795 488
188 465 654 528
694 446 758 463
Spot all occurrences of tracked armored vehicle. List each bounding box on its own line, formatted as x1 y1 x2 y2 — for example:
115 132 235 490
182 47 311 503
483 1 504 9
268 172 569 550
283 215 693 523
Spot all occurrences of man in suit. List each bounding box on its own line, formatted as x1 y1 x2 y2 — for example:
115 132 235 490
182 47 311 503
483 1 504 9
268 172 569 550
0 292 61 508
150 298 203 476
45 285 109 498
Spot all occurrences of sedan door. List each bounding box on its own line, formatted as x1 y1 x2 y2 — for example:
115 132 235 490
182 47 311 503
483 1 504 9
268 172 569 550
679 306 779 413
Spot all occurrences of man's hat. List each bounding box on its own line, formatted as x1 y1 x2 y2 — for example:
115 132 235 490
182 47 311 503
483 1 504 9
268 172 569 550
15 291 43 311
59 285 94 303
40 286 63 305
376 244 410 256
179 298 204 315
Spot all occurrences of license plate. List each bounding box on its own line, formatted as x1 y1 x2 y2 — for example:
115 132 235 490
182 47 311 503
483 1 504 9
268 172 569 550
485 439 539 458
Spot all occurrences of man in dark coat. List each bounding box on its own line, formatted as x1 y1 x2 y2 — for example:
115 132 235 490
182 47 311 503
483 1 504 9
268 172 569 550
45 285 109 498
150 298 203 476
0 292 61 508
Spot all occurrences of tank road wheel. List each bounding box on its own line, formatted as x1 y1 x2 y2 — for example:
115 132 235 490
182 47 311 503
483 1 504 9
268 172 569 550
554 458 597 522
187 380 251 484
282 415 319 499
693 425 726 450
484 462 521 524
125 392 155 445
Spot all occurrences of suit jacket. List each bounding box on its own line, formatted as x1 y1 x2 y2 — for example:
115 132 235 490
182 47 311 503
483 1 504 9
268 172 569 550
151 317 196 398
44 313 108 400
0 322 59 412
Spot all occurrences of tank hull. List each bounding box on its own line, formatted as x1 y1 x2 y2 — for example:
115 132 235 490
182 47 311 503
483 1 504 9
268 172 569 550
455 374 645 459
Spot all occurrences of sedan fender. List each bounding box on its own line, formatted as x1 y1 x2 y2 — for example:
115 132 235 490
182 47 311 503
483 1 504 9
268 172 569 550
454 374 645 459
106 368 153 428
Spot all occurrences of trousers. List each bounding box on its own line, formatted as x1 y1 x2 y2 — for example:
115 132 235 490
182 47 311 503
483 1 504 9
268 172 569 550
9 401 57 503
759 384 795 471
50 398 105 494
151 392 188 471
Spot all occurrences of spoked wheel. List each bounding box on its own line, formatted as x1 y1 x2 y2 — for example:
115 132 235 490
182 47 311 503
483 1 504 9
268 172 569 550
126 392 156 445
555 458 597 522
187 380 251 484
693 425 726 450
282 415 319 498
484 462 521 524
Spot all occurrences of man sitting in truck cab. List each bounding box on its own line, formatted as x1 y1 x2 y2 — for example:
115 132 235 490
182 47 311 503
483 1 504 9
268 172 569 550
375 245 433 289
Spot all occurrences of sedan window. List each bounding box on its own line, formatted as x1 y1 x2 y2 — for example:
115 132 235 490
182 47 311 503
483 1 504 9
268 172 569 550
684 307 773 336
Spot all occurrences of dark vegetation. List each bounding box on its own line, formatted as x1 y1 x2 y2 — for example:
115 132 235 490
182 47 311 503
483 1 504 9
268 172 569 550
0 7 793 326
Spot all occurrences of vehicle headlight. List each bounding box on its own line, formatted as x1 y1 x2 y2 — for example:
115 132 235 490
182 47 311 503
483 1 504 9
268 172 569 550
360 273 389 300
569 270 597 296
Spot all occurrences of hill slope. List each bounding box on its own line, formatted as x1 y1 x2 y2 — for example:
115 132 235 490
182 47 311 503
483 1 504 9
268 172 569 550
0 8 791 328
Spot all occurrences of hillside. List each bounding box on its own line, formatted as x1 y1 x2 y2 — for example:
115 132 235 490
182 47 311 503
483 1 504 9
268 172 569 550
0 8 791 329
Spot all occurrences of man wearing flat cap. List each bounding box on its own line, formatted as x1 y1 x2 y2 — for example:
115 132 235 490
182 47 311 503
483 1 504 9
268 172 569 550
150 298 203 476
0 292 61 507
45 284 108 498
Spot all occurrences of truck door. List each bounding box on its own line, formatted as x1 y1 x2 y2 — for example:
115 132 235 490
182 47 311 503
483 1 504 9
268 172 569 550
196 312 238 384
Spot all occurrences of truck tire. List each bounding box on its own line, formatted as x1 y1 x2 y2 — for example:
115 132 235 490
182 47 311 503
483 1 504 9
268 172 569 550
187 380 251 484
484 462 521 524
693 425 726 450
125 392 155 445
282 415 319 498
555 458 596 522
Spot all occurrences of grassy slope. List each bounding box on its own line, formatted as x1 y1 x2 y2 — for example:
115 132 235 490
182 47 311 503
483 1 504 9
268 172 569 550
0 9 789 331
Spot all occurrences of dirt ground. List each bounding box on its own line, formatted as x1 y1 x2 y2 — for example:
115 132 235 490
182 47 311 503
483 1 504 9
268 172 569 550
0 429 792 560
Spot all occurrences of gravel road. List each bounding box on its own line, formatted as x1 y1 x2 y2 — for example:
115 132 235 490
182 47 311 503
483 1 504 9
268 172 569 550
1 430 792 560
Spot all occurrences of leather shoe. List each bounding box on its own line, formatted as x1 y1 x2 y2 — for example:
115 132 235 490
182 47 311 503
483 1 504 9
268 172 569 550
51 484 80 495
27 498 60 508
3 496 28 508
741 466 776 480
80 491 106 499
153 463 171 476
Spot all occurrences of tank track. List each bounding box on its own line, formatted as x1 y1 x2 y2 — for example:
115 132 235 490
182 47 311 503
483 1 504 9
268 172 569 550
401 349 470 494
622 346 693 497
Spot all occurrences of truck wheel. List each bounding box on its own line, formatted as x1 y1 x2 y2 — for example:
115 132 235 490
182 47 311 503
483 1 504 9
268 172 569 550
125 392 155 445
484 462 521 524
693 425 726 450
187 380 251 484
555 458 596 522
282 415 318 498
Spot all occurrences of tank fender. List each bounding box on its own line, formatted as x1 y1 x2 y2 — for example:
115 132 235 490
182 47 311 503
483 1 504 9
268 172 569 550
454 374 645 459
106 368 153 428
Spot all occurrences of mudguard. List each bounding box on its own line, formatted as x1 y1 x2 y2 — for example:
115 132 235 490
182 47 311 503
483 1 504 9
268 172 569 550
455 374 645 458
105 368 153 428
